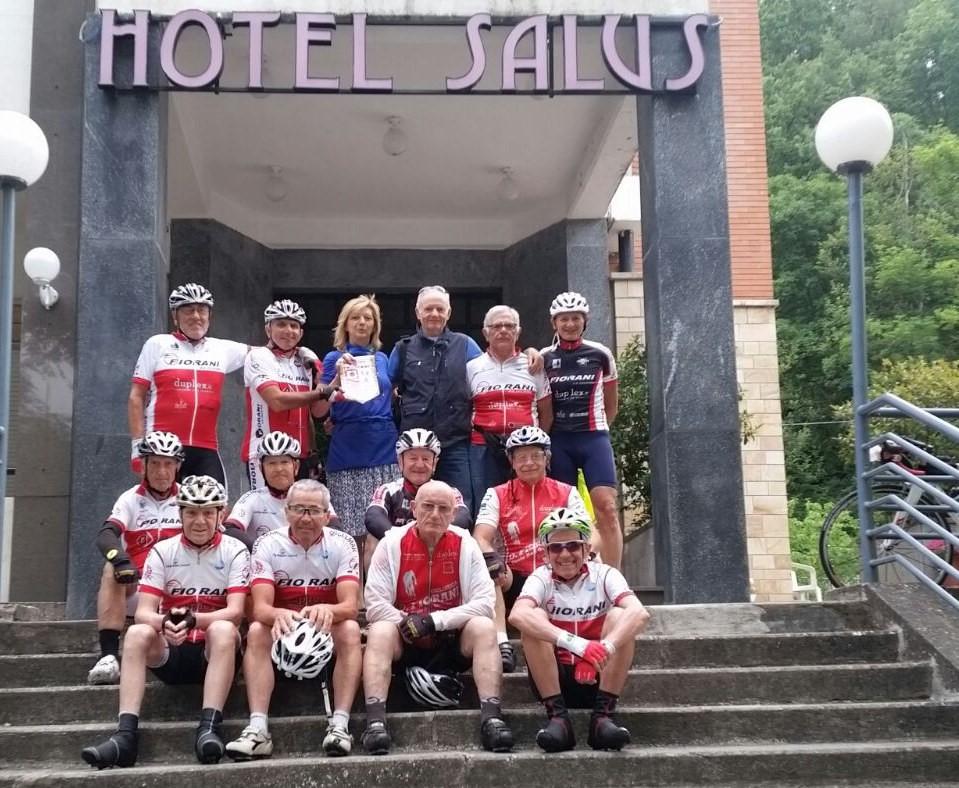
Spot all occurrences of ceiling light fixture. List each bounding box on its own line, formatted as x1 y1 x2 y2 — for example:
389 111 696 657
496 167 520 201
265 165 287 202
382 116 407 157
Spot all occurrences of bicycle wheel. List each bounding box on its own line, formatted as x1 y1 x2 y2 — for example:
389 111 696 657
819 485 953 588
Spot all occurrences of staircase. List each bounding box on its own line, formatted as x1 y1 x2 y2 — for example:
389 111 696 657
1 599 958 787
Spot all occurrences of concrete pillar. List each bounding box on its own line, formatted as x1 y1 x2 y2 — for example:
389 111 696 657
636 21 749 603
66 15 167 617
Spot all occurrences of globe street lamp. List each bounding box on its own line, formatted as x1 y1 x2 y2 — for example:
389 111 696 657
0 111 49 600
814 96 894 584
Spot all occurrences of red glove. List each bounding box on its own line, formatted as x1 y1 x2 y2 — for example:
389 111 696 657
573 658 598 684
581 640 610 670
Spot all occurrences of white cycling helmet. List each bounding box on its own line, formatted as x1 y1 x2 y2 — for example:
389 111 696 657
264 299 307 326
549 291 589 317
505 426 551 453
271 620 334 680
404 666 463 708
169 283 214 310
258 431 302 459
396 428 442 461
177 475 227 509
538 507 592 543
138 431 185 462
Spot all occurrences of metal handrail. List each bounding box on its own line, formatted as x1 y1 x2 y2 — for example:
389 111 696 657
857 392 959 611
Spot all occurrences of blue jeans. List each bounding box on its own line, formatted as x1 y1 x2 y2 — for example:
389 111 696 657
435 441 473 515
469 443 512 516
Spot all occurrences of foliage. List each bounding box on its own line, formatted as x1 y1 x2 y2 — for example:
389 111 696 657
760 0 959 502
834 357 959 453
611 337 757 534
610 337 651 533
788 498 837 589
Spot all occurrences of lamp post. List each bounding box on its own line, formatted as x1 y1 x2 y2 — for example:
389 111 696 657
814 97 894 584
0 111 49 601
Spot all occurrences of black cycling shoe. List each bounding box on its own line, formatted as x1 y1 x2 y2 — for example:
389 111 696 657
81 732 138 769
480 717 514 753
362 721 391 755
498 643 517 673
587 715 630 751
195 724 225 764
536 715 575 753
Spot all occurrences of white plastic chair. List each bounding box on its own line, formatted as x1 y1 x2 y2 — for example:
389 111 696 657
791 562 823 602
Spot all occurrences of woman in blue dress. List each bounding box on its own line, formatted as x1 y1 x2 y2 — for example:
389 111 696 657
318 295 399 570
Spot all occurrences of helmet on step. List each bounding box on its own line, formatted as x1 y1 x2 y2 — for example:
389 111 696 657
271 619 334 680
404 666 463 708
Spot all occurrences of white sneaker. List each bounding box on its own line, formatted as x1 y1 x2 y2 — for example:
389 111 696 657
322 723 353 757
87 655 120 685
225 726 273 760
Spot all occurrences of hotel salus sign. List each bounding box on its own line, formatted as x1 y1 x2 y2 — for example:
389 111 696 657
98 10 710 94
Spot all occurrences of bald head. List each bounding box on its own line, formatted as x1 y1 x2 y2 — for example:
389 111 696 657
412 480 457 546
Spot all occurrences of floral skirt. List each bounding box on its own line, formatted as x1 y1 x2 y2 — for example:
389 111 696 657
327 464 399 538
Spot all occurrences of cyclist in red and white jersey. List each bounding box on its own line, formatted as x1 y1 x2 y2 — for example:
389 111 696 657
87 431 184 686
541 291 623 569
243 300 339 489
474 426 587 673
82 476 249 770
510 509 649 753
362 481 513 756
129 283 247 485
467 305 553 509
224 431 341 549
226 480 362 760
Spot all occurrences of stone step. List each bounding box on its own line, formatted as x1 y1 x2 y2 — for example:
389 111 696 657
2 739 959 788
0 601 882 656
2 701 957 766
0 629 901 689
0 661 933 725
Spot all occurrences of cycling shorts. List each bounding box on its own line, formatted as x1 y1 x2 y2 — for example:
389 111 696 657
150 642 208 685
399 631 470 675
548 430 617 489
503 569 529 613
179 447 226 486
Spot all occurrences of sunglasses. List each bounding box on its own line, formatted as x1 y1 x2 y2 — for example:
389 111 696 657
546 540 586 555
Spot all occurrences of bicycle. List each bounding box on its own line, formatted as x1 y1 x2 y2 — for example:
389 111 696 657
819 437 959 588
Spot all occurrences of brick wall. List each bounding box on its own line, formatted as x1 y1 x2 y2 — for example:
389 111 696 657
711 0 774 300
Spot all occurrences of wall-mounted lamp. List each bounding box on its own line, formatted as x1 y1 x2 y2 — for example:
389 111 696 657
23 246 60 310
496 167 520 201
265 165 287 202
382 116 407 157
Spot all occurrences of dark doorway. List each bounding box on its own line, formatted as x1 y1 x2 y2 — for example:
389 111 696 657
275 289 502 357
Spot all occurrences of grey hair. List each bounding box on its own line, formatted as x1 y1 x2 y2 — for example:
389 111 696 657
286 479 331 509
415 285 450 310
483 305 520 329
